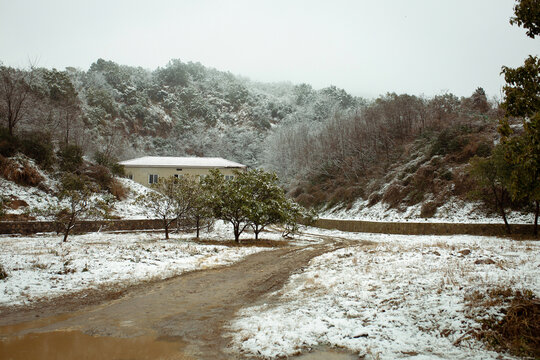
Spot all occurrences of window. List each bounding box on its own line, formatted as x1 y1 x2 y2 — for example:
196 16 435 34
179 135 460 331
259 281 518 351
148 174 158 184
127 174 133 180
225 175 234 180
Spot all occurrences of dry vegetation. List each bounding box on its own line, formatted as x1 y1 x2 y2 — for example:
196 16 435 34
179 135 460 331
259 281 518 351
275 89 503 217
465 288 540 359
0 156 43 187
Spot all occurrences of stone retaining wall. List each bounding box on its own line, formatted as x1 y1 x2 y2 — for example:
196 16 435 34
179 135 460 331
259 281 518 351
0 218 536 237
0 219 168 235
314 218 535 237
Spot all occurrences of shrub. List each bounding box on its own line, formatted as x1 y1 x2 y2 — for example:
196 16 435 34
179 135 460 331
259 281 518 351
467 288 539 359
57 144 83 172
0 263 7 280
0 127 19 157
110 162 125 176
0 156 43 186
420 201 438 218
93 151 125 176
109 179 127 200
431 127 469 156
367 192 382 206
86 164 113 190
439 168 453 181
382 183 405 208
0 196 6 219
20 131 55 169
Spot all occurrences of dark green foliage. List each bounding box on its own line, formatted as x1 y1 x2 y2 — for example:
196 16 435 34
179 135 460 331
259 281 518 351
469 146 514 233
20 131 54 168
430 126 470 156
510 0 540 38
499 3 540 235
57 144 83 172
93 151 125 176
0 127 19 157
475 141 492 158
204 169 302 242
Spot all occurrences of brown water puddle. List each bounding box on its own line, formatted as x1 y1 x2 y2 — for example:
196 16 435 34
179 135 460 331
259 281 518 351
0 330 193 360
0 312 76 336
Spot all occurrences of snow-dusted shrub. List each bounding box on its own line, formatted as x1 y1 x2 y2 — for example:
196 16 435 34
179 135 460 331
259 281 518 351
0 156 43 186
0 263 8 280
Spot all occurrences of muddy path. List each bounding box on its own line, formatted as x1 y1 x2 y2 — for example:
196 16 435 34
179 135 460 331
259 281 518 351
1 233 367 359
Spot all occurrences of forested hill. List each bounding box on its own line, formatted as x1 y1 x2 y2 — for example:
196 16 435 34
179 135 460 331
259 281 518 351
1 58 362 167
1 58 512 219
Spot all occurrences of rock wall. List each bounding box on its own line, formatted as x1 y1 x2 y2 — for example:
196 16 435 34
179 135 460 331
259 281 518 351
0 219 168 235
314 218 535 237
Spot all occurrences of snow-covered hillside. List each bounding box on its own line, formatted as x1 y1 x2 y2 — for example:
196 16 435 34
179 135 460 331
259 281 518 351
321 197 532 224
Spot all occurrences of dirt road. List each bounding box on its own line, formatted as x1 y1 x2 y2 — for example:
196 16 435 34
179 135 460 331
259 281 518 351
0 233 365 359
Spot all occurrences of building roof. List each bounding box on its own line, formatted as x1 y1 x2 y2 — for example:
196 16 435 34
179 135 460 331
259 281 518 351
119 156 246 169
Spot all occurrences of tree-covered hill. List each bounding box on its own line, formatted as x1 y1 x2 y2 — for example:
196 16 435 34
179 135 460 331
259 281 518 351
2 58 532 224
0 58 363 168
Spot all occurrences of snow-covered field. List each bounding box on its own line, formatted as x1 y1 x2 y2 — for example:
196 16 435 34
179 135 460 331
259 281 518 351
0 221 272 307
321 197 532 224
228 228 540 359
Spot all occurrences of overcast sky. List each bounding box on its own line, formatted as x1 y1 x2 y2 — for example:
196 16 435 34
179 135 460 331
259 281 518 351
0 0 538 98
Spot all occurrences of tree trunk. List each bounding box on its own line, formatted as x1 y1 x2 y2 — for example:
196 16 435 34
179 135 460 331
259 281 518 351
493 186 511 234
196 216 200 238
63 230 69 243
534 200 539 237
164 217 169 239
233 223 240 243
501 209 511 234
255 229 259 240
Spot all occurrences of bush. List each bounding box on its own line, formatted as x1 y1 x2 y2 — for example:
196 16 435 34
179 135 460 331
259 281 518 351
109 179 127 200
86 164 113 190
110 162 125 176
0 263 8 280
420 201 438 218
20 131 55 169
0 156 43 186
0 127 19 157
93 151 125 176
57 144 83 172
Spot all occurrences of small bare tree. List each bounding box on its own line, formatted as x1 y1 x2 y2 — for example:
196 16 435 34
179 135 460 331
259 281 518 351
0 65 34 135
46 174 107 242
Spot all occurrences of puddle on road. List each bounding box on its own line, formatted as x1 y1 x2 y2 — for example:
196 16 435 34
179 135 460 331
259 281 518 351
0 330 194 360
0 312 76 336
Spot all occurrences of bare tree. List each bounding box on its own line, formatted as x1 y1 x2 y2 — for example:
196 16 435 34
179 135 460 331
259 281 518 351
0 65 34 135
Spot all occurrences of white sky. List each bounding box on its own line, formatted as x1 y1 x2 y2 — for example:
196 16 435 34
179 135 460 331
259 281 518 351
0 0 538 98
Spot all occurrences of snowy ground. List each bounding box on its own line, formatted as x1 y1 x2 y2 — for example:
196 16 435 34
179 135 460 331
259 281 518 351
0 221 276 307
228 227 540 360
321 197 532 224
0 176 155 221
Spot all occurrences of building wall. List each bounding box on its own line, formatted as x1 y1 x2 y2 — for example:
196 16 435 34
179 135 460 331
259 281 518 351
125 166 243 186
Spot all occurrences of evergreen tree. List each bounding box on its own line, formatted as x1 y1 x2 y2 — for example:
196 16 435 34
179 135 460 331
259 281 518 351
499 0 540 235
